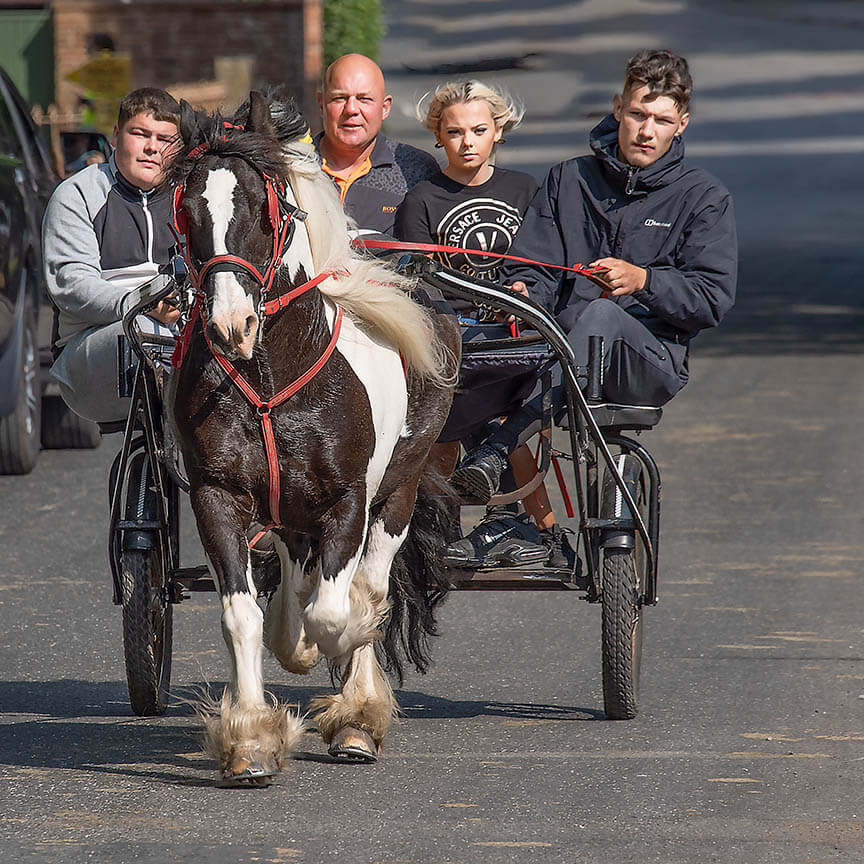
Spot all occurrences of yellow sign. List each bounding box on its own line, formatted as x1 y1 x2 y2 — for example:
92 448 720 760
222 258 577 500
65 52 131 133
66 53 131 97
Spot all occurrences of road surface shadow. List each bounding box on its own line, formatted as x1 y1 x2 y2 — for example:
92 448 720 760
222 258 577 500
0 679 602 786
395 689 603 721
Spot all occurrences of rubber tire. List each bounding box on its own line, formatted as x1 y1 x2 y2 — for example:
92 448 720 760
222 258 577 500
120 452 172 716
0 310 40 474
40 394 102 449
121 547 173 716
601 546 644 720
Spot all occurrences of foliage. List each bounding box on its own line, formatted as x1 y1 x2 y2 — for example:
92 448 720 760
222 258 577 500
323 0 384 66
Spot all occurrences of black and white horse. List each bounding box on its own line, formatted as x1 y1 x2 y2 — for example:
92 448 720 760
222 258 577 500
169 92 460 785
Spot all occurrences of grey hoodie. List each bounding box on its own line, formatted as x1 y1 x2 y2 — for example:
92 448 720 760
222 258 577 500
42 155 176 347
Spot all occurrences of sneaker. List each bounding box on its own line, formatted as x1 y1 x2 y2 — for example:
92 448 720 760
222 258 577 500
451 443 509 504
540 524 576 570
443 510 549 568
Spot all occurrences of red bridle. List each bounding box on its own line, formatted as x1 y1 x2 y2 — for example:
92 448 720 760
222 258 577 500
171 142 341 534
171 168 294 297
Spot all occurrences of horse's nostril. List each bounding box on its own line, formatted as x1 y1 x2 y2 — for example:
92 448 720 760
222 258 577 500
244 315 258 337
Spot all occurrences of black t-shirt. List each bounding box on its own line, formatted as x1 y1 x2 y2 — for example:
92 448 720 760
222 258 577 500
394 167 538 283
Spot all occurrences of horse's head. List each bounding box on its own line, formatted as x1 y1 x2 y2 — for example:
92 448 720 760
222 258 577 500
174 92 310 360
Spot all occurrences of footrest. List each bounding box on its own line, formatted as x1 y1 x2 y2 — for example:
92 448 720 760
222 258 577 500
170 566 214 593
449 564 587 591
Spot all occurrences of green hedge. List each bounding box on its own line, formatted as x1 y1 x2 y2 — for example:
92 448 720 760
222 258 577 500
323 0 383 66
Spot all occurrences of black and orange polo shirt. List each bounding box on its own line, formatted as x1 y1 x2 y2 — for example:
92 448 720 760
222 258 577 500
314 133 439 235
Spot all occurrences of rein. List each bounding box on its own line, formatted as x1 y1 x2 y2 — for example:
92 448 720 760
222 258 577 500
171 139 342 531
352 238 611 283
354 238 603 513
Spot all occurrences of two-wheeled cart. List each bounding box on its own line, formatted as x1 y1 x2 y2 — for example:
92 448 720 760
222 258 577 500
106 261 661 720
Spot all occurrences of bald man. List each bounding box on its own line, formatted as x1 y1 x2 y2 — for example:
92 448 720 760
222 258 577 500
316 53 439 235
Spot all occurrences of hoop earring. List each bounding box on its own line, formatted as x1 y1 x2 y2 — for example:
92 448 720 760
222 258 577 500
434 142 443 148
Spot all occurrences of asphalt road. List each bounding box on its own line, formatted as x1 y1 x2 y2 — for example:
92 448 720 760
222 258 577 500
2 1 864 862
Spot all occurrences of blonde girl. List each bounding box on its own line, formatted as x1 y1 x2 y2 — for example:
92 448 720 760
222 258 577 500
396 81 571 570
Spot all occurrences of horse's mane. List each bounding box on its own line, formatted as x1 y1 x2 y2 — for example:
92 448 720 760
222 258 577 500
173 93 453 386
171 103 285 188
281 141 455 385
233 85 309 143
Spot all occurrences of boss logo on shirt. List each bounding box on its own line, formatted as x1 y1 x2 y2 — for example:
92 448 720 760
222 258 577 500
644 218 672 228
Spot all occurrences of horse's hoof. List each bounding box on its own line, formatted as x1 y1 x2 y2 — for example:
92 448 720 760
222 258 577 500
216 754 279 788
328 726 378 763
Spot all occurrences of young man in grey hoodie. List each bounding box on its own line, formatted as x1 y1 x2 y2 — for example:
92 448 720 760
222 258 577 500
44 87 181 423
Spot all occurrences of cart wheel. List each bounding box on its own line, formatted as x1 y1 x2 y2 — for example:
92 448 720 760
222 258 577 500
120 453 173 716
40 394 102 449
601 547 644 719
600 455 647 720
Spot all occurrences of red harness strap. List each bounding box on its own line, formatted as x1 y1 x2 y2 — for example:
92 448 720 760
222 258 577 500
169 147 343 530
204 304 344 528
170 293 201 369
262 271 332 315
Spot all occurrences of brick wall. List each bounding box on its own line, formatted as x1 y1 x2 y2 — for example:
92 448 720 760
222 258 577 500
53 0 322 126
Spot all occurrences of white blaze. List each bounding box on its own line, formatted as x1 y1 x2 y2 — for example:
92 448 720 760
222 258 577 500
203 168 237 254
203 167 257 351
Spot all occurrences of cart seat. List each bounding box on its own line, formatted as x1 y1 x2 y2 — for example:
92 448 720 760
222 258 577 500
98 420 127 435
459 332 662 432
588 403 662 431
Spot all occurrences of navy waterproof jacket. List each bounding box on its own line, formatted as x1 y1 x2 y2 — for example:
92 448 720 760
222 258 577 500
501 114 737 348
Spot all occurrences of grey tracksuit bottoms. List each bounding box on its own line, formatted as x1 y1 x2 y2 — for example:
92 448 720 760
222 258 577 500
490 298 689 453
49 316 177 424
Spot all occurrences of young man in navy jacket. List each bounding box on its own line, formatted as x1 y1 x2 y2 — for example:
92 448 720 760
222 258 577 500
453 49 738 503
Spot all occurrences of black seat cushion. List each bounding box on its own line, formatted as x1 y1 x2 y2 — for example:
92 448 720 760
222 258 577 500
587 403 662 431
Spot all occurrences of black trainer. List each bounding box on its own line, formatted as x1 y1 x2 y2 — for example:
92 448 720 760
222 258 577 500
442 510 549 568
540 524 576 570
451 443 508 504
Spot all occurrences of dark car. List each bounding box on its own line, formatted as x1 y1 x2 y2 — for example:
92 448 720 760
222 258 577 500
0 67 101 474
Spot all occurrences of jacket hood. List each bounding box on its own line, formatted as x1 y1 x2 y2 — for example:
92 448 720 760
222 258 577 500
589 113 686 195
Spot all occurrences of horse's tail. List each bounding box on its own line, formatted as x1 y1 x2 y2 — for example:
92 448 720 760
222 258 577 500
378 467 460 685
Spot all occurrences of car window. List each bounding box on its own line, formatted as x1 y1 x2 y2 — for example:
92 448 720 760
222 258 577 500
4 75 54 178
